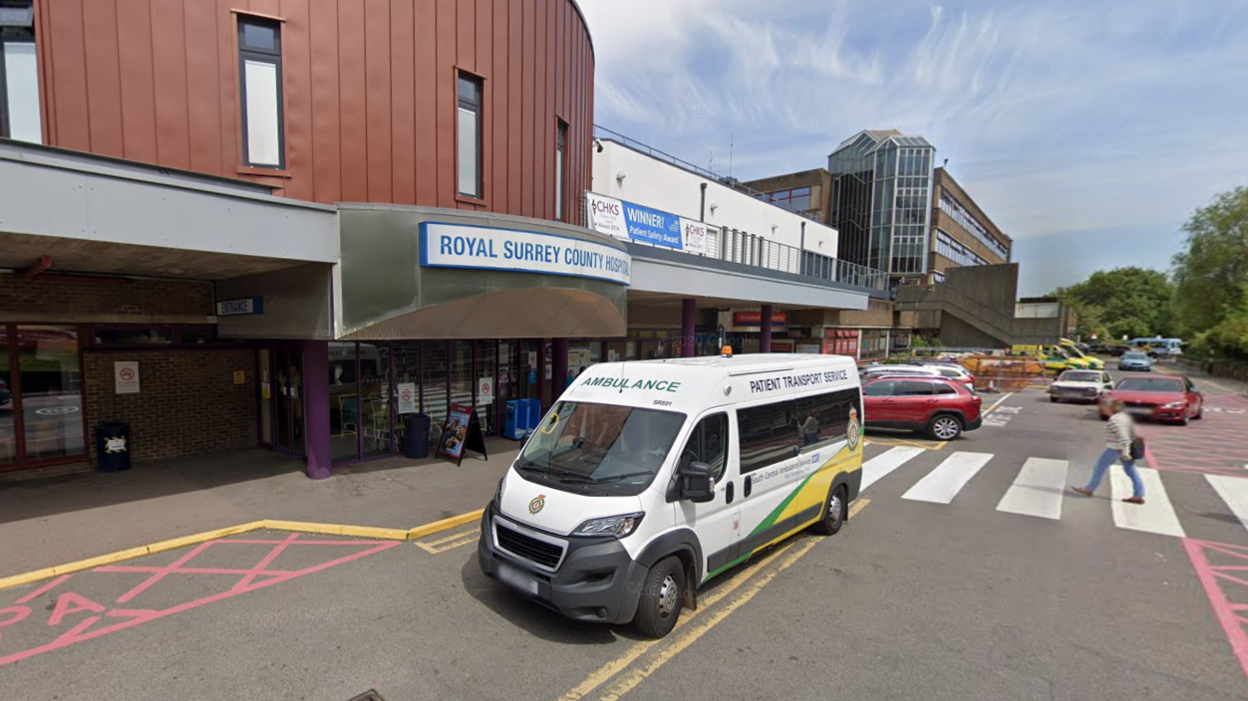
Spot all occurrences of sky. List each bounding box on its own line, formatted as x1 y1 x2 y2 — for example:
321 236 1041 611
577 0 1248 296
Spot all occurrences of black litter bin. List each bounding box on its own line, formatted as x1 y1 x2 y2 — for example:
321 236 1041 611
403 413 431 459
96 421 131 472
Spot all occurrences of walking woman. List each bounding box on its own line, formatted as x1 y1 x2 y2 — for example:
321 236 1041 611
1071 398 1145 504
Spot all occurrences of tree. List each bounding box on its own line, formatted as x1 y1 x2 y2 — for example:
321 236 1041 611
1052 267 1174 341
1172 186 1248 340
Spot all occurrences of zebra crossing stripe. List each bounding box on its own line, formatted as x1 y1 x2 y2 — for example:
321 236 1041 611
996 458 1068 520
902 452 994 504
1111 467 1185 538
1207 475 1248 532
860 447 925 492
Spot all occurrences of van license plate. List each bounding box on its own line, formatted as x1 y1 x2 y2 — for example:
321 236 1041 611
498 562 539 595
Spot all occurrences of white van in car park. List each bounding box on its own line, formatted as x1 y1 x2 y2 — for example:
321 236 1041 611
477 352 865 637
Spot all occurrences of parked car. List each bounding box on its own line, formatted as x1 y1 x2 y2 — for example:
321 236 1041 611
862 375 983 441
1118 351 1154 372
1049 370 1114 404
0 377 10 409
859 364 943 380
1100 375 1203 425
915 361 977 388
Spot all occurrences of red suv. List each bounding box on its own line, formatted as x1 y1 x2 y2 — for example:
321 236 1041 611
862 376 983 441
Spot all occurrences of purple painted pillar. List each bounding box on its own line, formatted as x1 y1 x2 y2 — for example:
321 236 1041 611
552 338 570 401
760 304 773 354
301 339 332 480
682 298 696 358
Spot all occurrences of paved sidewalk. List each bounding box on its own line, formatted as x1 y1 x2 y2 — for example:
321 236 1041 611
1154 360 1248 395
0 441 518 579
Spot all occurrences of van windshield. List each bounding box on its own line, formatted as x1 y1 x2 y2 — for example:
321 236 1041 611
516 401 686 496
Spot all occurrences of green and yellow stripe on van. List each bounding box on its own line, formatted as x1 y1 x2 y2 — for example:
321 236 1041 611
705 436 863 581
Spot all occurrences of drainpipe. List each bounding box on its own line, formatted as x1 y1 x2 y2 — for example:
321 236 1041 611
700 183 708 221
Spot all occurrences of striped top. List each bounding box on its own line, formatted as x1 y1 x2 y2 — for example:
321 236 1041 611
1104 412 1134 451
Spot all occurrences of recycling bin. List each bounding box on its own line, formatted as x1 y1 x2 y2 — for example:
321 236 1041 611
522 398 542 435
96 421 131 472
504 400 525 440
403 413 431 459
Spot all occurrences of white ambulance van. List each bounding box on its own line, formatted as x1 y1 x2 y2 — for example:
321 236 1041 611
477 353 864 637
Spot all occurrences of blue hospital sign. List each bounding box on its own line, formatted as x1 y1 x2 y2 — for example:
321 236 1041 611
419 223 631 285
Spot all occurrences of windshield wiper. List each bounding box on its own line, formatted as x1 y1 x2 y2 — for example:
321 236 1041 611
518 463 592 482
580 471 655 484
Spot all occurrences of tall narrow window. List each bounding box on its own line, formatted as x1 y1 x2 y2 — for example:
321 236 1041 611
0 1 41 143
555 119 568 220
457 72 483 198
237 16 283 168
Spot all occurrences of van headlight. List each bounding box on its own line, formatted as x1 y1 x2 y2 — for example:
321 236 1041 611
572 513 645 538
495 477 506 505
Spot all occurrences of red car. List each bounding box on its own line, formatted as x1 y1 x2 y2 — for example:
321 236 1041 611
1100 375 1204 425
862 375 983 441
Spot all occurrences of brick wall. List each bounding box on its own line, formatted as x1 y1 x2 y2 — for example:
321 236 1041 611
83 349 257 462
0 275 213 321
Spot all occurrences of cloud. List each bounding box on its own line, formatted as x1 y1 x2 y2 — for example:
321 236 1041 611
580 0 1248 290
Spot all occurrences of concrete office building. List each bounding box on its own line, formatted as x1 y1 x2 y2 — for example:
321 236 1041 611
745 129 1030 352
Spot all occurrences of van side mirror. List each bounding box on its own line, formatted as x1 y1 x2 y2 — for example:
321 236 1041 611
679 461 715 503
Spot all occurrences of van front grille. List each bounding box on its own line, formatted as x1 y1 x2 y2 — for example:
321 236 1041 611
495 522 564 569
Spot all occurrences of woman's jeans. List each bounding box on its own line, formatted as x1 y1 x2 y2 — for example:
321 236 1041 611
1084 448 1144 498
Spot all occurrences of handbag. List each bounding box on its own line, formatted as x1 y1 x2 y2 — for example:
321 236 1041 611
1129 429 1146 461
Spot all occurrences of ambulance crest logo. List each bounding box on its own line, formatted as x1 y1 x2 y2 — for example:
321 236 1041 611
847 407 861 451
529 494 546 515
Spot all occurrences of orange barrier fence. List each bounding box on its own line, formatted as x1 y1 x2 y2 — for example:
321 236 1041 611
958 356 1046 392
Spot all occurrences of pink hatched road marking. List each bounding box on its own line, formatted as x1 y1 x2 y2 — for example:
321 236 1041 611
222 538 392 545
14 575 71 605
233 532 300 590
114 541 215 604
95 566 292 576
1184 539 1248 689
0 538 399 668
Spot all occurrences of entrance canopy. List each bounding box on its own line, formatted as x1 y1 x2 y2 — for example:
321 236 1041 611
338 205 629 340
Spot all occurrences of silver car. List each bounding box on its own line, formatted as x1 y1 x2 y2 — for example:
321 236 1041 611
1049 370 1114 403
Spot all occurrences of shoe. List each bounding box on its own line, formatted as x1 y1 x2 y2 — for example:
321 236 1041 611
1070 486 1093 497
1123 496 1145 505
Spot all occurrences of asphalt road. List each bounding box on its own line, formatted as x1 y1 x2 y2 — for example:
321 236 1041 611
2 382 1248 701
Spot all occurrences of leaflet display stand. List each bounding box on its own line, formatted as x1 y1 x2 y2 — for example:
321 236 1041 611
437 404 489 466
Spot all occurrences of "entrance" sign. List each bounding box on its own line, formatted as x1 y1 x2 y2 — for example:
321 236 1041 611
215 297 264 316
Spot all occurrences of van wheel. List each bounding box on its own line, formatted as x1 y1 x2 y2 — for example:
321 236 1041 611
927 414 962 441
634 556 685 639
1049 396 1059 403
811 484 847 536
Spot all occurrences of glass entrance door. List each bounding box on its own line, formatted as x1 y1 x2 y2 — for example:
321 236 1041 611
267 343 305 458
0 324 87 471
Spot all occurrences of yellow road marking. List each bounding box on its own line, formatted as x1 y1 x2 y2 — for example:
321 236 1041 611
597 536 823 700
0 509 487 592
556 543 797 701
407 510 484 539
557 499 872 701
865 436 948 451
849 497 870 518
415 532 480 554
417 526 480 547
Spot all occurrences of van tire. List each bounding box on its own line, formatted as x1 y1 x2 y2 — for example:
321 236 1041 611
634 556 685 638
811 484 847 536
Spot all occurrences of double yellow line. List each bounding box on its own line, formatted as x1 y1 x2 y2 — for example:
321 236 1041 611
558 498 871 701
0 510 484 592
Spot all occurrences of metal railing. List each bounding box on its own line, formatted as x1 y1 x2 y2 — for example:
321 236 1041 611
593 125 822 224
580 193 889 292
